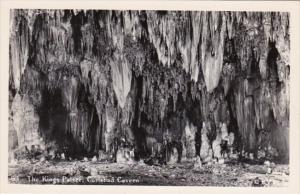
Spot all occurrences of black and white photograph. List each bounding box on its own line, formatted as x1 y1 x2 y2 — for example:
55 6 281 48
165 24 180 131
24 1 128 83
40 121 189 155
1 1 299 191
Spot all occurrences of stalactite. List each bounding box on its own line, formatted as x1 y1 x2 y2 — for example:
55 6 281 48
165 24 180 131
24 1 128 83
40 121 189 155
109 52 132 108
200 12 226 93
10 12 30 91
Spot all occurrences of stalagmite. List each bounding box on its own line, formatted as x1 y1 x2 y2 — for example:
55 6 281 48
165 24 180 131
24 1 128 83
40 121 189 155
183 121 196 158
200 122 211 160
212 130 222 159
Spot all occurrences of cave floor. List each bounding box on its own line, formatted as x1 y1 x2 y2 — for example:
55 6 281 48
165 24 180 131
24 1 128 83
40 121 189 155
8 160 289 186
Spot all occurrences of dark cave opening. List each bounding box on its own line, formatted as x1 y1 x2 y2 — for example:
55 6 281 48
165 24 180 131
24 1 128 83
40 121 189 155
37 88 67 144
131 74 148 159
37 87 99 159
70 10 87 54
225 90 242 153
76 85 102 155
267 39 280 83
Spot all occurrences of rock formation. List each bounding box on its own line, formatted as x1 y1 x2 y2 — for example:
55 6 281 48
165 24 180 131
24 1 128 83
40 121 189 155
9 10 290 163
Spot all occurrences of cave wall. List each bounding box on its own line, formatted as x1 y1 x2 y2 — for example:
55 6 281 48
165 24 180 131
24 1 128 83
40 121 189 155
9 10 290 162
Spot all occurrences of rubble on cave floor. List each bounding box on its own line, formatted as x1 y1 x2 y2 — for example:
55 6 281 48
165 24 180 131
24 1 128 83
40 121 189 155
8 158 289 186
